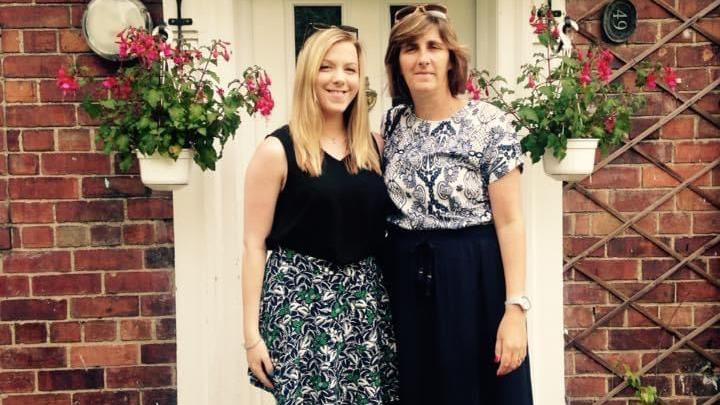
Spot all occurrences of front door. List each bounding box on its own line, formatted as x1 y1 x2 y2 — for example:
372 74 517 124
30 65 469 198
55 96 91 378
241 1 475 403
249 0 476 138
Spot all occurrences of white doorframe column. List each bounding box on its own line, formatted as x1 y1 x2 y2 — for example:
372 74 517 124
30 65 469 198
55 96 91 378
165 0 272 404
478 0 566 403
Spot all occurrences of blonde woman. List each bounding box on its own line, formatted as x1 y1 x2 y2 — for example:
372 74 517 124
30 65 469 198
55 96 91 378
381 4 533 405
242 27 399 404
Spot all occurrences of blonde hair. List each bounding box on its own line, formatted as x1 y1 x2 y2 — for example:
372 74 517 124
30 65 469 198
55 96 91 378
289 28 380 176
384 11 470 102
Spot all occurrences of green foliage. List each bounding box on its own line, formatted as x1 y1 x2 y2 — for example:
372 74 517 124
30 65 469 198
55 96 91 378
465 3 668 163
625 367 659 405
68 32 272 172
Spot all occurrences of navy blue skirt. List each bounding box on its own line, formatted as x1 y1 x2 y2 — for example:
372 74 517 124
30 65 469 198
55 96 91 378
382 224 533 405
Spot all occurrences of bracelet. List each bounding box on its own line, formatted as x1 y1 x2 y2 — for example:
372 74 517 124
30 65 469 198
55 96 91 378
244 337 263 350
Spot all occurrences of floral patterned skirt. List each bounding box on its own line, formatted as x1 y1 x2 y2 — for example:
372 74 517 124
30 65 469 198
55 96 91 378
249 247 399 405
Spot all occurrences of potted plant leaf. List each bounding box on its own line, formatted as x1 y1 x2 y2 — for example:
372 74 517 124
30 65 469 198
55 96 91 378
57 28 274 190
465 3 678 181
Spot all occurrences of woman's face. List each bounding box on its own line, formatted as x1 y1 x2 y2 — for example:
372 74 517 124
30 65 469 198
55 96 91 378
315 40 360 118
398 26 451 98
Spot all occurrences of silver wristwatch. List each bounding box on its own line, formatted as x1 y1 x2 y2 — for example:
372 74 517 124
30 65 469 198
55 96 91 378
505 296 531 312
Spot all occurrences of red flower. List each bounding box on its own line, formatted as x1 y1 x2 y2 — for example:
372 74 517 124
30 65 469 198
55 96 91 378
56 67 79 95
532 20 547 34
465 80 481 100
579 63 592 86
646 71 657 90
529 7 536 23
552 27 560 39
604 114 616 133
663 66 678 91
528 75 536 89
102 76 118 89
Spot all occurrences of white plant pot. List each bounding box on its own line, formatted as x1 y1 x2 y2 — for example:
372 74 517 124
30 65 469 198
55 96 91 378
542 138 600 182
136 148 193 191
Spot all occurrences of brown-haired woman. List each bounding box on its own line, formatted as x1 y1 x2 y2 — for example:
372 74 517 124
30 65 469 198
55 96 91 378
380 4 534 404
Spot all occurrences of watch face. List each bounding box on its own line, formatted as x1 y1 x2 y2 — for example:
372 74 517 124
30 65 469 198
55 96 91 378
521 297 531 311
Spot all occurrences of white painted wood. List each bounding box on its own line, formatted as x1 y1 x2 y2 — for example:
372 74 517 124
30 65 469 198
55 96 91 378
172 1 565 404
490 0 567 403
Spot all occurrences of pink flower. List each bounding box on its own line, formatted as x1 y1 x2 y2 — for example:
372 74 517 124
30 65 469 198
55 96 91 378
529 7 536 23
552 27 560 39
256 94 274 117
159 43 174 58
528 75 536 88
102 76 118 89
465 80 481 100
646 71 657 90
601 49 614 64
579 63 592 86
217 88 225 97
604 114 616 133
532 20 547 34
663 66 678 92
56 67 79 95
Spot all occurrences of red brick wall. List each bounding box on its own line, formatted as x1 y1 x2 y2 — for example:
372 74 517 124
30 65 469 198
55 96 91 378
564 0 719 403
0 2 177 404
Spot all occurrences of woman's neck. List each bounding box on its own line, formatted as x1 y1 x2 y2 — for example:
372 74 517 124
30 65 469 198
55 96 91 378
412 90 466 121
321 112 346 139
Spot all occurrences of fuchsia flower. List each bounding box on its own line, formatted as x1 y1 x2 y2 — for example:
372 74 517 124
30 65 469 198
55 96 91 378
102 76 118 89
532 20 547 34
528 75 536 89
551 27 560 39
597 49 614 83
56 67 79 95
579 62 592 86
465 80 481 100
646 71 657 90
663 66 678 91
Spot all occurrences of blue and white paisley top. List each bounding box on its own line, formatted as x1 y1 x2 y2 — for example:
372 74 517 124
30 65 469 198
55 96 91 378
381 99 523 230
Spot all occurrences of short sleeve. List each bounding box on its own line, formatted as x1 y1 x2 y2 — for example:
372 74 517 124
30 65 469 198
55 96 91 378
485 114 524 183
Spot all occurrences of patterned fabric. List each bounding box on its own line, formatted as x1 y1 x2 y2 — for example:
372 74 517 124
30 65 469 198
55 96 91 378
249 247 399 405
381 100 523 230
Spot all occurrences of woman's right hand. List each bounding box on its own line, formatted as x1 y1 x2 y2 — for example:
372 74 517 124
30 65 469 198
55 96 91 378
247 339 275 389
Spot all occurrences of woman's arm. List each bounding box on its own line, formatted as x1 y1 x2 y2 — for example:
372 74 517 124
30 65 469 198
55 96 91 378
488 168 527 376
242 136 287 389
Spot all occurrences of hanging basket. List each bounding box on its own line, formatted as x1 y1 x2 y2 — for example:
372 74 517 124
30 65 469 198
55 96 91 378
543 138 600 182
137 148 193 191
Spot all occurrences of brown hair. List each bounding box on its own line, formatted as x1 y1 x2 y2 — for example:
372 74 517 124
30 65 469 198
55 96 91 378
384 11 470 102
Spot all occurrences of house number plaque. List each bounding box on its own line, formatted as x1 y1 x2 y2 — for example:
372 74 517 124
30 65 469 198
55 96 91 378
602 0 637 43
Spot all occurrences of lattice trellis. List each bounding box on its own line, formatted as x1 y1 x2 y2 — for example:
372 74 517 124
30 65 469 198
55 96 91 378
564 1 720 404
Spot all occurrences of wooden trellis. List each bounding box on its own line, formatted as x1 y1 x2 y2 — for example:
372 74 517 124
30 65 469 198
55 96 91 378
564 1 720 404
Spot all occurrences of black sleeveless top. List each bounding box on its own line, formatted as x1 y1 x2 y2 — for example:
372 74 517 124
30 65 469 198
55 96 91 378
265 125 390 265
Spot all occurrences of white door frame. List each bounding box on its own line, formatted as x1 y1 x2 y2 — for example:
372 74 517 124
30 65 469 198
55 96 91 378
167 1 566 404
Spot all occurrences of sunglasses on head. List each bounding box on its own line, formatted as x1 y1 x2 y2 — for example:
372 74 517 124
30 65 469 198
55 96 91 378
302 23 359 44
394 3 448 24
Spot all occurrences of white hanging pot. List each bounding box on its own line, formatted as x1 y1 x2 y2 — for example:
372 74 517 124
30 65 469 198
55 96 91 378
543 138 599 182
136 148 193 191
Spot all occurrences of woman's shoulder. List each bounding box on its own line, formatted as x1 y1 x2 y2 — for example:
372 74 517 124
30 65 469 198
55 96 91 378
467 100 513 126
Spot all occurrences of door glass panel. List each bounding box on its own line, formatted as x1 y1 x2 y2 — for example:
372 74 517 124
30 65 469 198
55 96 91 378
389 5 412 27
294 6 342 58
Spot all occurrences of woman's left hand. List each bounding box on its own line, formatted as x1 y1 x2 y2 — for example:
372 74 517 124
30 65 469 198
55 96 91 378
495 306 528 376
